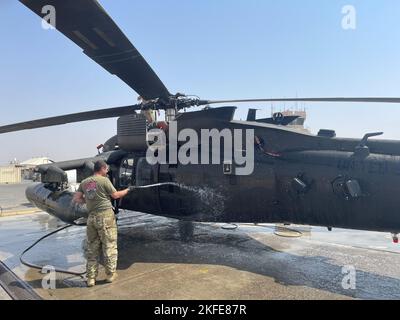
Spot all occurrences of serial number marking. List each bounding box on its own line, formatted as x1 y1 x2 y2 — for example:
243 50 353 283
337 159 390 175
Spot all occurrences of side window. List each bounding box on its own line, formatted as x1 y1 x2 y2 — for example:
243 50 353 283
119 157 135 187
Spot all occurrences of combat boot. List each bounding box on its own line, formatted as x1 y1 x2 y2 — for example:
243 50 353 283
87 278 96 287
105 273 118 283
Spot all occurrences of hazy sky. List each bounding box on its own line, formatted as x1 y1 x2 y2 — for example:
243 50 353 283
0 0 400 165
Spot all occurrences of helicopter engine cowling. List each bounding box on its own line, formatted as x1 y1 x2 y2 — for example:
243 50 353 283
117 114 148 152
25 183 88 224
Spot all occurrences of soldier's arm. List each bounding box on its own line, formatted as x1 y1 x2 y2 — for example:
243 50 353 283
111 188 130 200
105 177 130 200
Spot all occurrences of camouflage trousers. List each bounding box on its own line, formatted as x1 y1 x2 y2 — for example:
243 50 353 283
86 209 118 279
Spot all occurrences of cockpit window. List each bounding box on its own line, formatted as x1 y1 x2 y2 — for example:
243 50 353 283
119 157 135 187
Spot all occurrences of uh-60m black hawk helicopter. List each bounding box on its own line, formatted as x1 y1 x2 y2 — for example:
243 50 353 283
3 0 400 241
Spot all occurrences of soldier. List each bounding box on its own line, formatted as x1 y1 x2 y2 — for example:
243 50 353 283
73 160 131 287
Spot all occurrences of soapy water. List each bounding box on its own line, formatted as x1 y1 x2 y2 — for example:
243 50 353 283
132 182 221 197
132 182 226 216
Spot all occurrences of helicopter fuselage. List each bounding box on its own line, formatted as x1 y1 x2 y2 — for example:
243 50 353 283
25 107 400 234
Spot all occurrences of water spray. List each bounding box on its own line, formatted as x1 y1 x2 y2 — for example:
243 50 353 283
130 182 181 189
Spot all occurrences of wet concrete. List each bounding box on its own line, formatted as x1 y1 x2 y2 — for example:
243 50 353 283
1 209 400 300
2 182 400 300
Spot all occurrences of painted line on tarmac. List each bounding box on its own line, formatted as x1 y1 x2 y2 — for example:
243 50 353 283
0 260 42 300
0 209 42 217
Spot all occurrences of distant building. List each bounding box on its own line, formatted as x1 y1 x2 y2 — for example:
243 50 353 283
0 157 55 183
281 109 310 133
0 166 22 184
19 157 53 167
17 157 54 181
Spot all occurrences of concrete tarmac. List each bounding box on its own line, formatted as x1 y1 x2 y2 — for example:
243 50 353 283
2 183 400 300
0 182 39 216
1 209 400 300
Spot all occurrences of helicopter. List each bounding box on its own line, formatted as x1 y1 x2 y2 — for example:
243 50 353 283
3 0 400 239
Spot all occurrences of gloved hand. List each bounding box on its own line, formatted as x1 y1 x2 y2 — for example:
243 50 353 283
128 186 136 193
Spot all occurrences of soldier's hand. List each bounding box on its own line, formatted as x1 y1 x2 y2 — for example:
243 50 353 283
128 186 135 193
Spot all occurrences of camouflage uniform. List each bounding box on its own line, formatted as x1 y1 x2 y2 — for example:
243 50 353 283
86 209 118 279
78 175 118 279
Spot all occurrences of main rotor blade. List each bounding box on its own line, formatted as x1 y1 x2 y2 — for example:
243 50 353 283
19 0 170 100
204 98 400 105
0 105 140 134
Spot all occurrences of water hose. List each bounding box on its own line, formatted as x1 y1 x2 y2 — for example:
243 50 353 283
19 224 86 277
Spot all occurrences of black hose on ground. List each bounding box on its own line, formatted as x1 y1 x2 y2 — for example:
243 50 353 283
19 224 86 277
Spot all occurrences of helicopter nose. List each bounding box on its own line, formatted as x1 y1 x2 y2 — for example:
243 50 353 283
26 183 88 224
